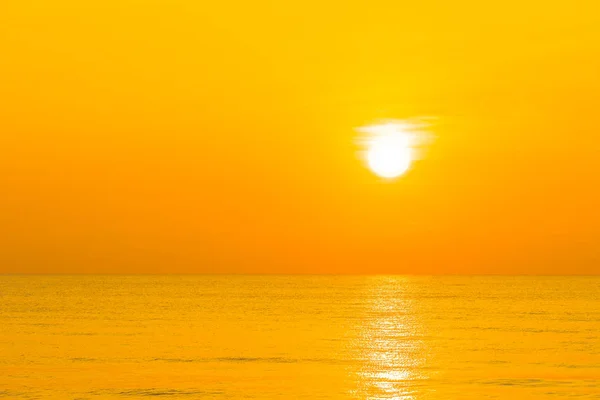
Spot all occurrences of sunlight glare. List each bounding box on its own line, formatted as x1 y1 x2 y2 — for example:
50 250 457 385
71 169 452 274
356 119 433 179
366 134 412 178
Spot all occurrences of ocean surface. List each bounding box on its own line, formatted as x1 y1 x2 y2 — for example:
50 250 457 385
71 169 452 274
0 275 599 399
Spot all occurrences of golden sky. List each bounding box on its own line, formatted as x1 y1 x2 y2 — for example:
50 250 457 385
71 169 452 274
1 0 600 273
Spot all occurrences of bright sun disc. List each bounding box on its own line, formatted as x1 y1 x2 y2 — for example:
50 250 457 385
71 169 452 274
356 119 433 179
367 135 412 178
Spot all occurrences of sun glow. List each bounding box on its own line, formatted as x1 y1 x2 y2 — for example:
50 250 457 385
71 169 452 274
366 134 412 178
357 120 432 179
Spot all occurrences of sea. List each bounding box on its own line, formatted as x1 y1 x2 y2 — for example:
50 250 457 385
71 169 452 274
1 275 599 399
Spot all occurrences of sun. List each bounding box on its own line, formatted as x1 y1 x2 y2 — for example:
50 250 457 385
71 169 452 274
366 134 412 178
357 121 420 179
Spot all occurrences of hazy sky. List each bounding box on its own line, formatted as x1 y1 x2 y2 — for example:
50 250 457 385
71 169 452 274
1 0 600 273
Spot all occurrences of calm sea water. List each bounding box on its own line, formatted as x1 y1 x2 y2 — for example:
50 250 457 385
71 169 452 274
1 276 599 399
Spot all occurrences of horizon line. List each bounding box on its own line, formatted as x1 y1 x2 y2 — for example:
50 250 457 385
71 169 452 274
1 273 598 277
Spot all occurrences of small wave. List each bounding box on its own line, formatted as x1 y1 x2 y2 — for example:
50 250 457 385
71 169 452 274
0 390 29 398
151 356 336 364
91 388 221 397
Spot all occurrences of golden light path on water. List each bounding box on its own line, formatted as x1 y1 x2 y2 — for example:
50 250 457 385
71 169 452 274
349 277 431 400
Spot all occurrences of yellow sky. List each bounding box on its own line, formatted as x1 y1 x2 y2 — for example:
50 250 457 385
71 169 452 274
1 0 600 273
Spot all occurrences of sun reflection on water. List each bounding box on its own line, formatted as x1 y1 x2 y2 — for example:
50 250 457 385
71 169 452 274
350 277 430 400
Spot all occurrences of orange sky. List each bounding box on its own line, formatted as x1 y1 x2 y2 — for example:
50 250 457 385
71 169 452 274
1 0 600 273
